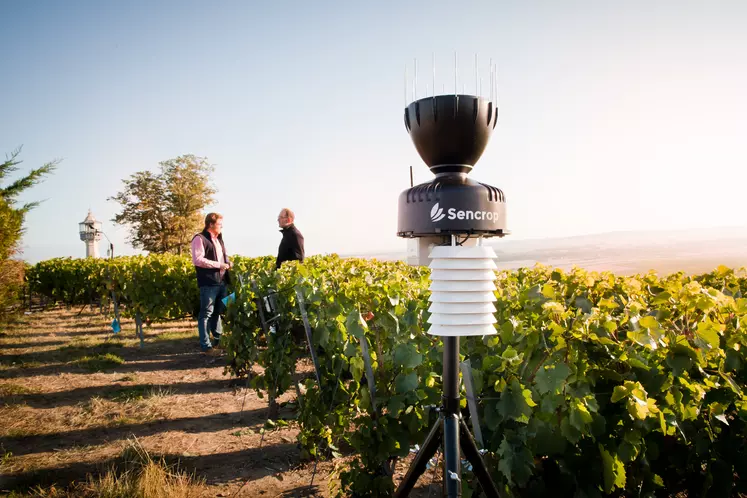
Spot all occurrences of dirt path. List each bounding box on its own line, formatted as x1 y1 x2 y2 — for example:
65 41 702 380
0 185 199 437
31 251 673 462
0 307 339 497
0 308 439 497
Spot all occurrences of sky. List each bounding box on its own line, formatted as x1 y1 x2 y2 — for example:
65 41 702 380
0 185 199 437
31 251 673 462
2 0 746 263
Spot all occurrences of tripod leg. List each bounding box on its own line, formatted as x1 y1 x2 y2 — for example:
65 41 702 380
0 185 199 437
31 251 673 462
444 412 462 497
394 417 443 498
459 419 501 498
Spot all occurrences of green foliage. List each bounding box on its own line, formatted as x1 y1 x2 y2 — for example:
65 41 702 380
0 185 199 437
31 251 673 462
26 254 226 322
0 197 22 262
74 353 125 372
25 253 747 497
0 258 26 317
0 147 58 221
463 264 747 497
108 154 216 255
0 147 57 317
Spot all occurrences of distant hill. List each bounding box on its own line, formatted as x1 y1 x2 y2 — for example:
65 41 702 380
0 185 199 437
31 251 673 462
343 226 747 276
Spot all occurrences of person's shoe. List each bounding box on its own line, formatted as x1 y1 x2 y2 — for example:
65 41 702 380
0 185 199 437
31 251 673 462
202 347 220 356
213 342 224 350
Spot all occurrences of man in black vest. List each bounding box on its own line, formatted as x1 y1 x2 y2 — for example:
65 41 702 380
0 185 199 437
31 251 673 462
276 208 305 269
190 213 231 355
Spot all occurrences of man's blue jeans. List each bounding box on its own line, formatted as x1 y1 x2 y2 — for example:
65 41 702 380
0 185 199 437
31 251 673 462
198 283 227 351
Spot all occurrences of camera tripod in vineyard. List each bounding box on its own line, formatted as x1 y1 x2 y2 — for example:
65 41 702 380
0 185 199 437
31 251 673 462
395 56 506 498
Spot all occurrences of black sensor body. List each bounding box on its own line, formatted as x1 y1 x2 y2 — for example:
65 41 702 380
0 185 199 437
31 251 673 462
397 94 507 238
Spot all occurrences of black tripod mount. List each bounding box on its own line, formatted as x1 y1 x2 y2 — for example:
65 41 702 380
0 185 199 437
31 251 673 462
394 337 500 498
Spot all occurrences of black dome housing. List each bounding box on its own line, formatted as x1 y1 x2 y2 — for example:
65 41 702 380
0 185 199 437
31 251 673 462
405 94 497 176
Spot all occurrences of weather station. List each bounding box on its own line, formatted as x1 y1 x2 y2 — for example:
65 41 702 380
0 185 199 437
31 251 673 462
395 55 507 498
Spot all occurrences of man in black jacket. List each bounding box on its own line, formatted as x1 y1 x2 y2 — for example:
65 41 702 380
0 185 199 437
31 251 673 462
276 208 305 269
190 213 231 355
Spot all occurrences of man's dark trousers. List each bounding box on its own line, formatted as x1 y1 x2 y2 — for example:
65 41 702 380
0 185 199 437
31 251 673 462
198 284 227 351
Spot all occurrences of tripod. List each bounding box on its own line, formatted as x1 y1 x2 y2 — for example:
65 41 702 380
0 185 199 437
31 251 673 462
395 337 500 498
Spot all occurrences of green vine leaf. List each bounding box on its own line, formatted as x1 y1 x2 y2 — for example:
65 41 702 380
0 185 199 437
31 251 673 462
498 379 536 423
600 445 626 493
393 343 423 369
395 372 418 394
535 363 571 395
346 310 368 339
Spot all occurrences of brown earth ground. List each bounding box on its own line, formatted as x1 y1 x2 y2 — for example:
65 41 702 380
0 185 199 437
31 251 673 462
0 307 441 497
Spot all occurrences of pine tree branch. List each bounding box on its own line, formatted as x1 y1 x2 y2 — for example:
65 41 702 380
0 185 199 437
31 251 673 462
1 160 59 204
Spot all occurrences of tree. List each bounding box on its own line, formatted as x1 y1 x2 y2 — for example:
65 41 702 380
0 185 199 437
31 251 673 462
0 147 58 259
0 147 57 315
109 155 217 255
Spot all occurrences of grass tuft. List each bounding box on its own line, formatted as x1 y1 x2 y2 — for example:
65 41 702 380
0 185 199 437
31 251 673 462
1 445 12 467
107 385 173 403
74 353 125 372
0 383 39 396
6 438 205 497
151 329 193 342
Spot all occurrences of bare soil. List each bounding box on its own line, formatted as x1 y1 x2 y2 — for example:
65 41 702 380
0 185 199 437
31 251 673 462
0 307 439 497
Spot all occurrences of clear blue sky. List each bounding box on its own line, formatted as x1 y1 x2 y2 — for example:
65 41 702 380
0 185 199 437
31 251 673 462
2 0 746 263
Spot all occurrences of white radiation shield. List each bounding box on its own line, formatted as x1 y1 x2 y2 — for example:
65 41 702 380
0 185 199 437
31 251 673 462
426 244 498 337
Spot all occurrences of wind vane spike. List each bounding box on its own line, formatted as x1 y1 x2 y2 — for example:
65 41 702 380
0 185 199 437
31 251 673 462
404 64 408 107
414 58 418 100
454 51 458 96
475 53 478 95
432 52 436 98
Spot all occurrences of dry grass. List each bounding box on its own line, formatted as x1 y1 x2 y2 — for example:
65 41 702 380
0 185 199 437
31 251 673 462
0 382 39 396
70 392 174 428
0 360 43 372
150 329 193 342
7 438 206 498
1 382 174 441
0 307 333 496
106 385 174 402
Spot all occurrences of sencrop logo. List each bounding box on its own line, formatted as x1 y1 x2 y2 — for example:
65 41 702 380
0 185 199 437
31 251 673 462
430 203 501 223
430 203 446 222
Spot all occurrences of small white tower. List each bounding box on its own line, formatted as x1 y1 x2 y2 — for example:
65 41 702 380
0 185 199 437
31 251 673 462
78 210 102 258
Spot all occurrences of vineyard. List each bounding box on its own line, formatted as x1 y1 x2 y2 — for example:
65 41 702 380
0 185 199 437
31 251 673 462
23 255 747 497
